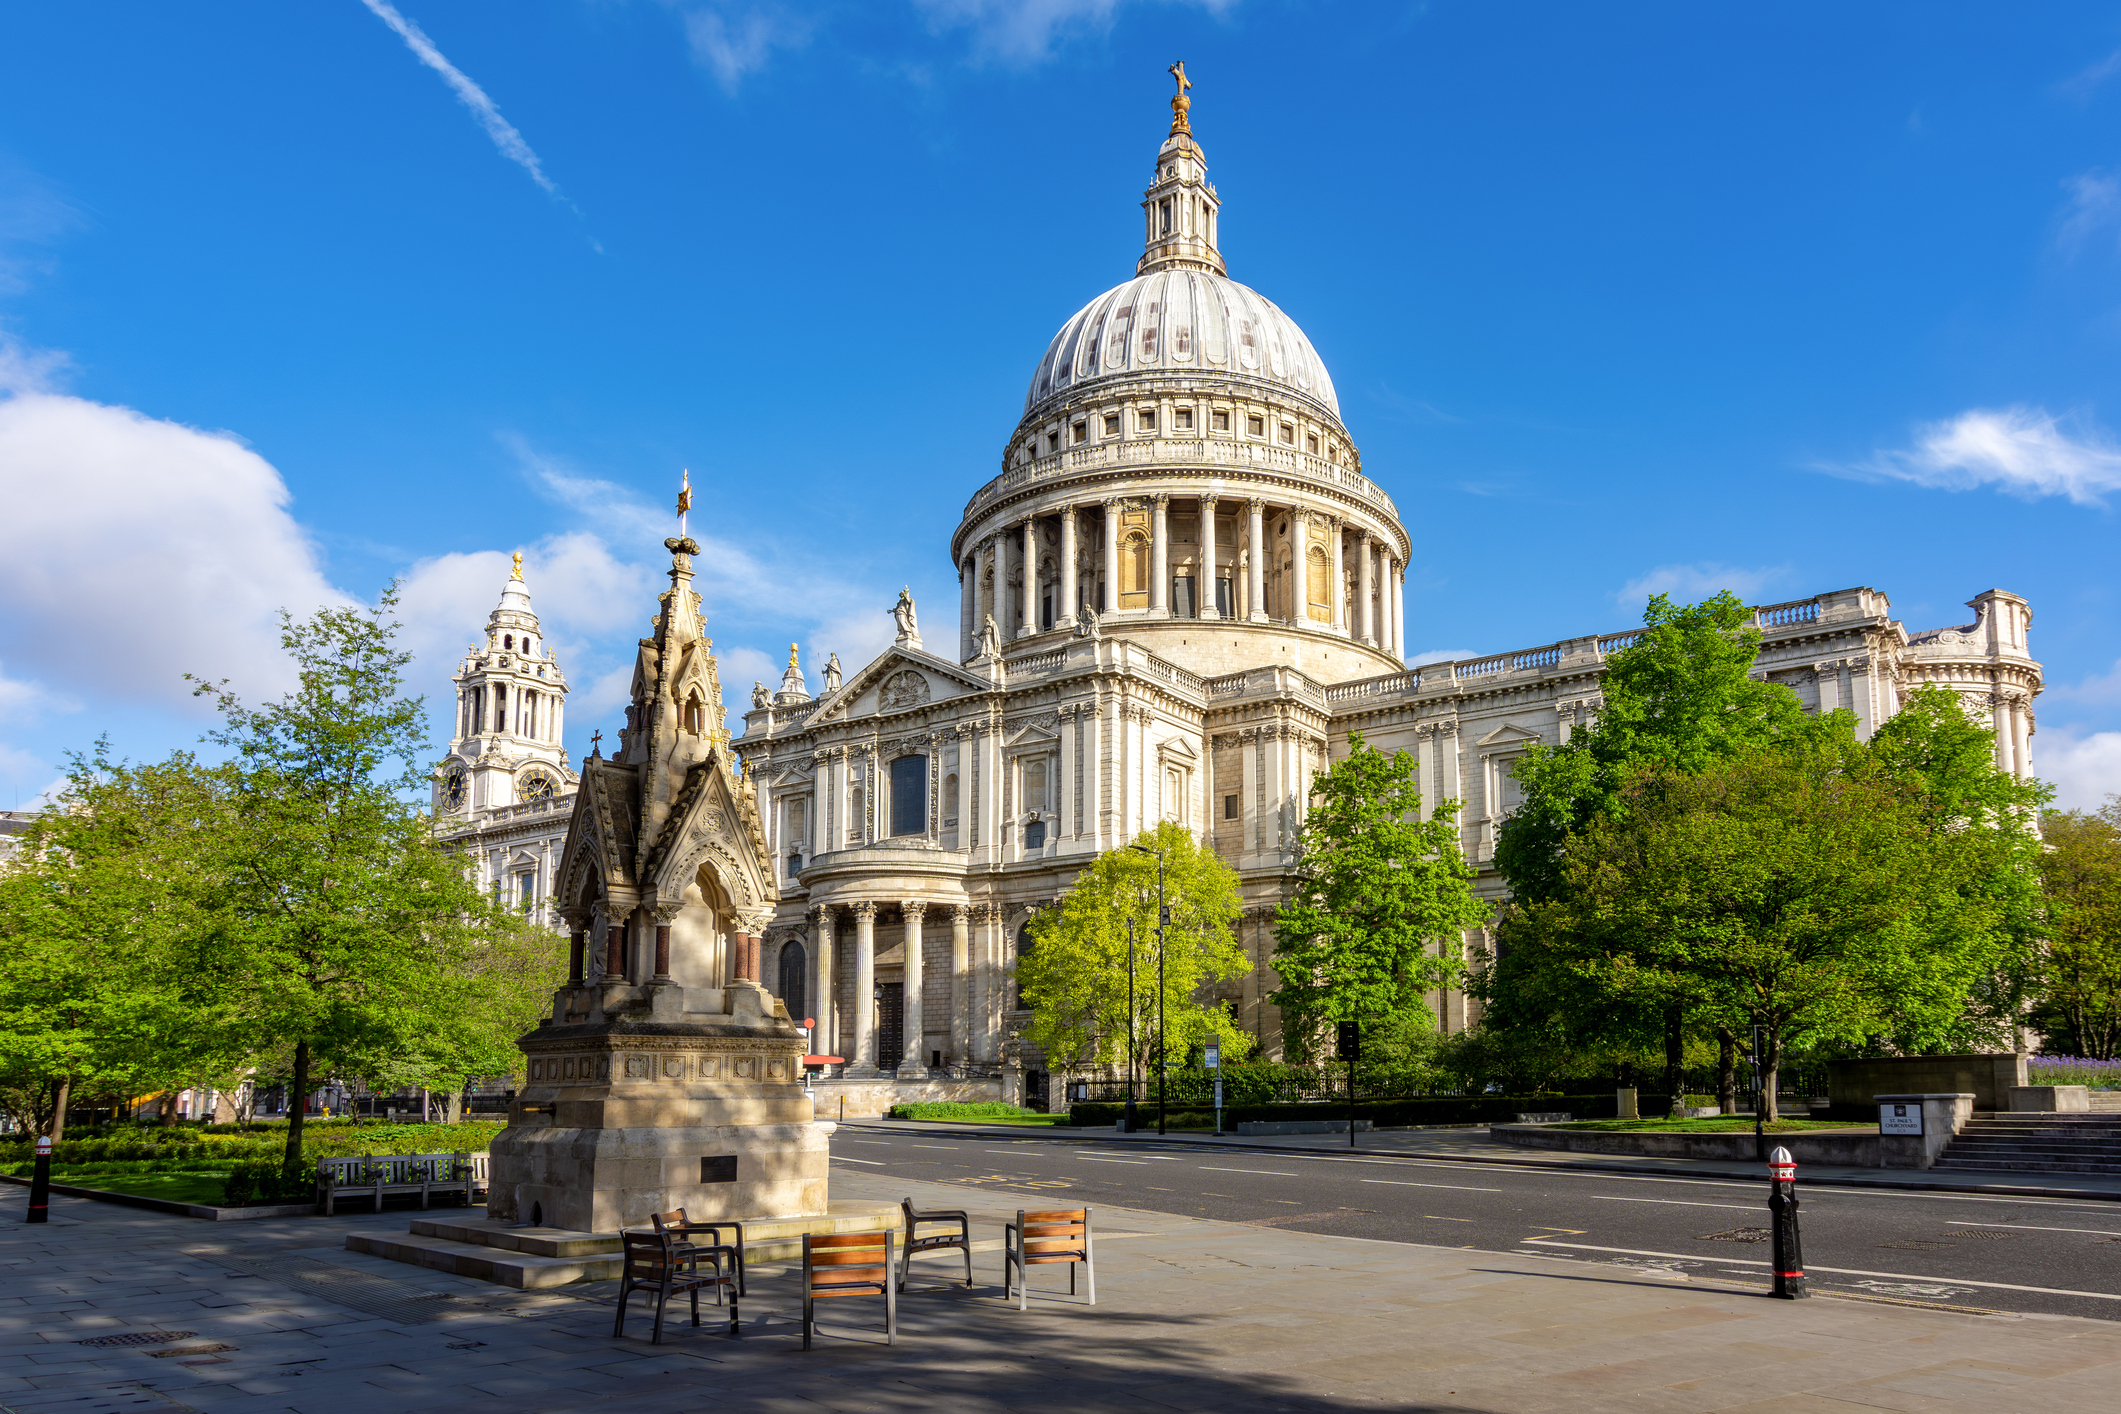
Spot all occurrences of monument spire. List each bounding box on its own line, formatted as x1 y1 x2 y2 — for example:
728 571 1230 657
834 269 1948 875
1138 61 1225 278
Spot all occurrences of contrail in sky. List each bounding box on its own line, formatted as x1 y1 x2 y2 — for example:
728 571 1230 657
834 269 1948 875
358 0 561 198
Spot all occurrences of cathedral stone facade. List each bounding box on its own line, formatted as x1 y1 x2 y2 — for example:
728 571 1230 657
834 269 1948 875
431 557 579 920
731 82 2045 1086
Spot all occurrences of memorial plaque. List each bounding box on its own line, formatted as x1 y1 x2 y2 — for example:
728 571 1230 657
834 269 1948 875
701 1155 738 1183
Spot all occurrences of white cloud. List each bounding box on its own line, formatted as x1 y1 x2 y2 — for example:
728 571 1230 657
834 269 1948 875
359 0 564 199
0 370 350 714
1849 406 2121 507
2038 727 2121 811
1615 562 1788 608
2050 656 2121 709
2059 168 2121 253
2057 47 2121 103
681 4 816 93
913 0 1237 64
0 157 85 298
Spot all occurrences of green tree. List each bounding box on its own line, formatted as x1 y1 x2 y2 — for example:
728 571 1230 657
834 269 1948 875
1271 733 1488 1059
1517 742 2028 1117
2034 797 2121 1058
1496 591 1838 905
188 589 521 1174
1018 820 1252 1086
0 746 241 1139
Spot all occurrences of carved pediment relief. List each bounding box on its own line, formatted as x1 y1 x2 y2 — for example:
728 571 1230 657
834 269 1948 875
1476 721 1546 748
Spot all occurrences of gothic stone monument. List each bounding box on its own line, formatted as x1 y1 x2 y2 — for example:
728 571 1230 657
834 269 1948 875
487 531 828 1233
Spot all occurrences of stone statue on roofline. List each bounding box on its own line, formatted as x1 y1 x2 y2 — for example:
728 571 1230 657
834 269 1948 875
892 587 921 648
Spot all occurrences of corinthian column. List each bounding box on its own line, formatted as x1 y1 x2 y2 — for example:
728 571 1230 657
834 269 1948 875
1058 506 1078 628
1150 494 1171 617
1247 499 1268 623
1016 518 1035 639
950 903 971 1066
1329 519 1347 634
811 905 837 1057
1199 494 1221 619
1359 532 1377 645
900 901 927 1077
1101 499 1120 616
851 901 878 1075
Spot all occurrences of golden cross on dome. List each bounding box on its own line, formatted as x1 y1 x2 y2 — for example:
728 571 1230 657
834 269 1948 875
1169 60 1190 98
788 642 799 669
1167 60 1193 134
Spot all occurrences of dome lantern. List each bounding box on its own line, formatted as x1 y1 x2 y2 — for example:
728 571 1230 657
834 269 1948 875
1138 61 1225 279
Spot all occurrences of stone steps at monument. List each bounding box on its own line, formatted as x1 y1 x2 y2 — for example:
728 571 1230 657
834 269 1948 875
1931 1115 2121 1176
346 1202 903 1289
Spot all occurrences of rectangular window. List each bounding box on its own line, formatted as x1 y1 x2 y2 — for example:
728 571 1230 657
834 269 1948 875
1224 793 1240 820
1174 407 1194 430
1280 423 1296 445
1103 413 1121 436
1215 577 1233 617
889 755 927 837
1072 421 1087 445
1172 575 1197 619
1212 409 1230 432
1305 433 1319 454
1139 408 1157 431
1024 757 1048 814
1247 414 1264 437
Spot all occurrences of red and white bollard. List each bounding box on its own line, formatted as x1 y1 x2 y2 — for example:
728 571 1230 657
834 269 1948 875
1767 1145 1808 1299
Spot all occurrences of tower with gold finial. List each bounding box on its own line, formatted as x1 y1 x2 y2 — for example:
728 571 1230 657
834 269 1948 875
1138 60 1223 277
433 557 578 918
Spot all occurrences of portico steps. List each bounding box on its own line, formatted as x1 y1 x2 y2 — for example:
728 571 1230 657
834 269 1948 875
345 1201 903 1289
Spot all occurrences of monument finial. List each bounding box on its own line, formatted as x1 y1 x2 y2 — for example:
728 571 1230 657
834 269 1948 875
510 550 524 580
676 468 693 539
1167 59 1192 134
788 641 799 670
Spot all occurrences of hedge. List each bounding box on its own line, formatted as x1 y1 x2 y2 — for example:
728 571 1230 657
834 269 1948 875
885 1102 1044 1120
1068 1093 1671 1128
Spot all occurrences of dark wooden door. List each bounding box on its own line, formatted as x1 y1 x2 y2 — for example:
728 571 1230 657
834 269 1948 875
878 983 905 1071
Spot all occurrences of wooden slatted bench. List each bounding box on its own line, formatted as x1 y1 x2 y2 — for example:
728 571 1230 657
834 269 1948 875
613 1227 739 1344
802 1229 897 1350
315 1152 486 1215
1004 1207 1094 1311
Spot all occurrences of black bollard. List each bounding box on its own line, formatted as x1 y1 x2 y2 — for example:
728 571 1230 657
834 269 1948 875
1767 1145 1807 1299
25 1135 52 1224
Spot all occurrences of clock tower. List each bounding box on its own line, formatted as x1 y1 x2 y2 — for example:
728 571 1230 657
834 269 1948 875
432 556 579 922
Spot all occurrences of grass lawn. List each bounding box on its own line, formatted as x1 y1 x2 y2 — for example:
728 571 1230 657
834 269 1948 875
52 1171 235 1205
1551 1117 1870 1134
914 1114 1072 1126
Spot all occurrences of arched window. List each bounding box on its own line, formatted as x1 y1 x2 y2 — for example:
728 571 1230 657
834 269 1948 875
1306 545 1331 620
778 941 807 1017
504 634 514 650
1016 921 1037 1009
684 692 704 734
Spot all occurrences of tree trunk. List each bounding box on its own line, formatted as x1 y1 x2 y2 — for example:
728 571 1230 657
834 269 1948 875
284 1040 310 1174
1761 1028 1781 1124
442 1089 462 1125
1663 1004 1686 1118
48 1075 72 1144
1716 1026 1737 1114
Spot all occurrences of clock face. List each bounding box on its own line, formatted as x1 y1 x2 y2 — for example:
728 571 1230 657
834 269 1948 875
441 768 467 812
518 769 558 802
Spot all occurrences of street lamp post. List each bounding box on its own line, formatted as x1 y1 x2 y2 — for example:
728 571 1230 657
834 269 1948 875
1131 842 1167 1137
1124 916 1139 1134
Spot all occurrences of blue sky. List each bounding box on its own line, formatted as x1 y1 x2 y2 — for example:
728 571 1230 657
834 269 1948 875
3 1 2121 809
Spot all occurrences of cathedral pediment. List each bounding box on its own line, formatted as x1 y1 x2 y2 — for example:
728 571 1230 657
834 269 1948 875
809 647 988 725
1006 721 1061 748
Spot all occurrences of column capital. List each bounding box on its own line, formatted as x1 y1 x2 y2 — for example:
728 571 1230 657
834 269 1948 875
1247 497 1267 513
952 902 974 923
853 899 879 920
1153 492 1171 508
651 902 684 924
901 899 929 920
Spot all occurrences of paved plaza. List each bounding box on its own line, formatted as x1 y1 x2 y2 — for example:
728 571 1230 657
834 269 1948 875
6 1165 2121 1414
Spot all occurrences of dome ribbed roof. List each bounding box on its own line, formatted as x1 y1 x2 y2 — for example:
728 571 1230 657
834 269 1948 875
1023 270 1339 420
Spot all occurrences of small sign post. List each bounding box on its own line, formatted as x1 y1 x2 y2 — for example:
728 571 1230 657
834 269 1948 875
1204 1040 1223 1135
25 1135 51 1225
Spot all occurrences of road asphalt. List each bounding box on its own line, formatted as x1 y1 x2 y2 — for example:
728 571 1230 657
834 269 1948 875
834 1119 2121 1322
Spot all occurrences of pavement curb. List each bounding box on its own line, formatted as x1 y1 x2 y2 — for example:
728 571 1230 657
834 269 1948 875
852 1119 2121 1203
0 1170 317 1221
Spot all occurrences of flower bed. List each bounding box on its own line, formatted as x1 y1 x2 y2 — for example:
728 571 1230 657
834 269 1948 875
2028 1055 2121 1089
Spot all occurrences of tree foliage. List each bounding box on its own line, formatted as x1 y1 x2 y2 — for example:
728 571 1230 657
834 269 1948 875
1271 734 1487 1058
1018 820 1252 1080
1496 591 1838 905
2035 797 2121 1059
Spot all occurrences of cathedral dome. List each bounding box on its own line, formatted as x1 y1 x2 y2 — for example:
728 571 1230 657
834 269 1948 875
1023 270 1339 421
